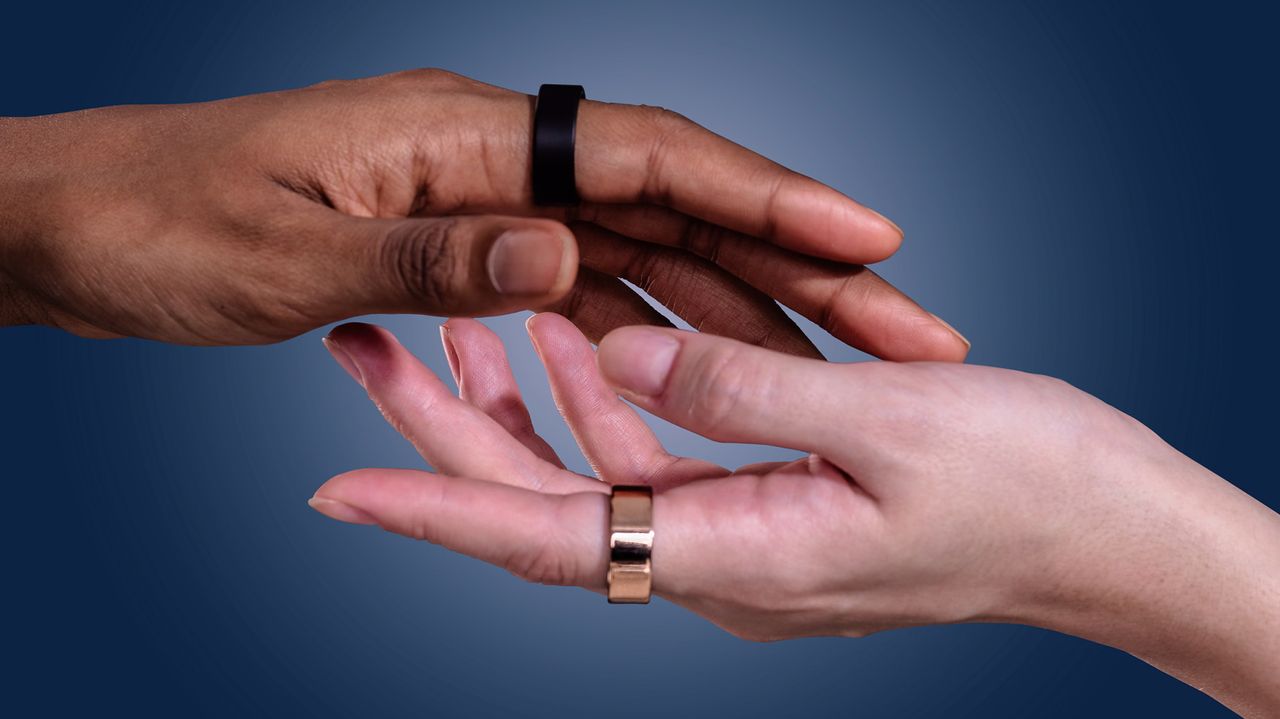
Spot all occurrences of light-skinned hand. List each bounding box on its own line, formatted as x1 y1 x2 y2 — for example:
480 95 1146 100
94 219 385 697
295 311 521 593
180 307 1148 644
311 315 1280 718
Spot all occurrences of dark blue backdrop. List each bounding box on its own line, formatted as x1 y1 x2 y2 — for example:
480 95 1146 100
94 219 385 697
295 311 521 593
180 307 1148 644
2 1 1276 716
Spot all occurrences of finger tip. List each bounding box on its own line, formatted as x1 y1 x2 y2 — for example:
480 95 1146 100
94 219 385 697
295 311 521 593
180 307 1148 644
597 326 683 397
526 311 552 333
864 205 904 242
782 190 905 264
308 494 378 526
530 313 596 367
528 311 572 333
524 314 547 358
322 334 364 386
442 316 486 340
920 342 969 364
439 324 462 381
850 212 904 263
326 321 389 348
874 227 905 260
525 312 549 344
312 470 356 497
897 327 970 363
325 321 370 342
534 311 587 340
312 468 394 515
324 322 412 387
925 313 971 361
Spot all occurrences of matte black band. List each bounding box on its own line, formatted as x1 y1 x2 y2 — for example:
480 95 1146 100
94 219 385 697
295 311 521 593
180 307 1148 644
531 84 585 206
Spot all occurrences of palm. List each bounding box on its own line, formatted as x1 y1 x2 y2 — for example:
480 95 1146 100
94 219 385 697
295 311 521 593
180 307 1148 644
317 314 874 639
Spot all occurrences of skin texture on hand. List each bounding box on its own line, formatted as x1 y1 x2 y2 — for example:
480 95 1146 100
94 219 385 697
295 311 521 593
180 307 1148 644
310 316 1280 718
0 69 967 360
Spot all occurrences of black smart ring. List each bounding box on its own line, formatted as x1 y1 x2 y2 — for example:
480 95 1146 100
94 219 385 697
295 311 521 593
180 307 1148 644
531 83 585 206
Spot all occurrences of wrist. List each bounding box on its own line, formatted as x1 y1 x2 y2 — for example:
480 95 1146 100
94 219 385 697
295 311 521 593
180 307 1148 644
0 115 68 327
1015 451 1280 716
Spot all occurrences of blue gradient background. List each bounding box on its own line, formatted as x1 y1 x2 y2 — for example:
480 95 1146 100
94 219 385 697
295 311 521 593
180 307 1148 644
2 1 1276 716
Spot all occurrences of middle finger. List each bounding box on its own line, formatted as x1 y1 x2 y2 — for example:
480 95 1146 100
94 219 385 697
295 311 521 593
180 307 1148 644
573 223 822 358
324 322 592 494
579 204 970 362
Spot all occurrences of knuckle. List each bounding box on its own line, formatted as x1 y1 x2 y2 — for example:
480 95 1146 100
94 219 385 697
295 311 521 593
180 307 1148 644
507 497 590 586
1034 372 1077 396
507 523 577 586
684 345 761 434
760 172 787 240
509 543 575 586
383 219 461 310
817 269 876 338
385 67 466 88
619 244 670 291
485 394 536 435
406 479 450 544
304 77 351 92
851 365 938 438
634 105 697 206
638 104 693 130
674 218 725 262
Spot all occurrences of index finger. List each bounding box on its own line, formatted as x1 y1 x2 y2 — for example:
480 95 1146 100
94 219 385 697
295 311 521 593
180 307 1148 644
313 469 610 590
573 101 904 264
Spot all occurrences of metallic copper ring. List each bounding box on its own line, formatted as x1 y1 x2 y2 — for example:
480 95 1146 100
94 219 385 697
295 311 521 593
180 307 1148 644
607 485 653 604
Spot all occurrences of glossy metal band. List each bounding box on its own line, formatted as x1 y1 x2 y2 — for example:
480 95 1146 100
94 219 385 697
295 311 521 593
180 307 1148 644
607 485 653 604
531 83 585 206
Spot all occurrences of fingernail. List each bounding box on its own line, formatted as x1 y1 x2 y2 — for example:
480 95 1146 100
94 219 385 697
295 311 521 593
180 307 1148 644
322 336 364 387
486 228 567 295
524 315 545 356
928 312 971 350
866 205 904 238
599 327 680 397
308 496 378 525
439 324 461 382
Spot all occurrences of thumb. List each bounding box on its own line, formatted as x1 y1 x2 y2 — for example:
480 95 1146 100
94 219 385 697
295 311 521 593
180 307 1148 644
329 213 578 317
596 327 882 458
